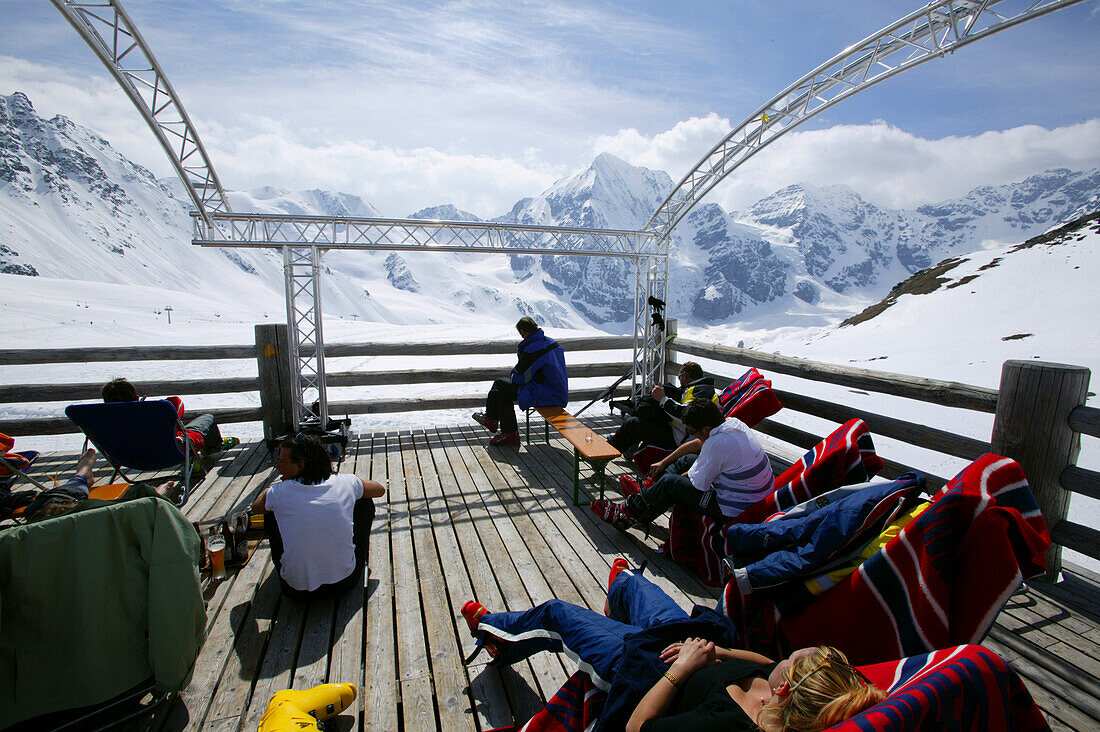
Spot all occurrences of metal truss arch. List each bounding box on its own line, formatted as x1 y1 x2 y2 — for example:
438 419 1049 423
51 0 231 225
646 0 1090 239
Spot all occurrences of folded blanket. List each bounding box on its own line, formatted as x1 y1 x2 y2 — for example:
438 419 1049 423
724 454 1051 666
725 474 927 613
716 367 782 427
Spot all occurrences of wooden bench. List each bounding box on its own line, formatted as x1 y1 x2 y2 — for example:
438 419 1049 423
526 406 620 505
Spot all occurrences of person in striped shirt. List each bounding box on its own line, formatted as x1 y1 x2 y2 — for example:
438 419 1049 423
593 398 774 531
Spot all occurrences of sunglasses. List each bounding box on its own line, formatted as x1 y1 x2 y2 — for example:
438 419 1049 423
773 648 871 698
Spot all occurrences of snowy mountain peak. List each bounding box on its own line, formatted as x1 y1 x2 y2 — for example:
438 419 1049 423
408 204 481 221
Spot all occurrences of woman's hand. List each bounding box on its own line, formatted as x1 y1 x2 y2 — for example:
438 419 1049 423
659 641 683 664
668 637 716 677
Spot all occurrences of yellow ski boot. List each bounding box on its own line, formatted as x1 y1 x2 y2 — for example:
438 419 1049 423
258 683 356 731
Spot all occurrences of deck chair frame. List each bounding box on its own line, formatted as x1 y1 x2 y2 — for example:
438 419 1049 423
64 400 202 507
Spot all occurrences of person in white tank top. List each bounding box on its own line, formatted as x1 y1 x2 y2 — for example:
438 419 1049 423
252 434 386 601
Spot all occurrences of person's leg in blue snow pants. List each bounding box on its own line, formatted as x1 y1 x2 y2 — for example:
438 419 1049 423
606 569 690 629
475 570 689 689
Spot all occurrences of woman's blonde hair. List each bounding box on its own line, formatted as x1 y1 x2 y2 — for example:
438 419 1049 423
757 646 887 732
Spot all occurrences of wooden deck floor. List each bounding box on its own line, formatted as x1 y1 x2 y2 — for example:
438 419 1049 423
16 418 1100 731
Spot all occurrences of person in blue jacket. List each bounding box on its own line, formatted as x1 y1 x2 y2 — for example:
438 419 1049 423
473 316 568 446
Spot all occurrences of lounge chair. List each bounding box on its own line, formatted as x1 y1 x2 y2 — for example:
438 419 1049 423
65 400 203 507
665 418 884 585
0 490 205 728
498 643 1049 731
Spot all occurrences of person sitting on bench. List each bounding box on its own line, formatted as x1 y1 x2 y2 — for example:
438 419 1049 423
252 434 386 602
592 398 774 531
608 361 718 460
101 377 228 455
472 316 568 447
23 448 183 522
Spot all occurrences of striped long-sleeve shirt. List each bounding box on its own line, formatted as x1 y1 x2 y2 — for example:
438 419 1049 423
688 418 774 517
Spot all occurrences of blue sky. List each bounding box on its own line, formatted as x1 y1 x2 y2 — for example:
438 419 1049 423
2 0 1098 218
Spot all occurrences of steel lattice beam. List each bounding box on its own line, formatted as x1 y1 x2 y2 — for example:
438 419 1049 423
646 0 1090 238
51 0 231 225
283 246 329 430
192 212 660 258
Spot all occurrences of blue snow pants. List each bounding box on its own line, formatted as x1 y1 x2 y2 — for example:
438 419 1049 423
475 570 689 690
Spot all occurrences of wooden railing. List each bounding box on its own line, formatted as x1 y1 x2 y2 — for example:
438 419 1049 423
1 322 1094 578
0 325 634 437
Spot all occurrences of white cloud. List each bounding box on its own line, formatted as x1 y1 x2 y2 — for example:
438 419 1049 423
212 131 562 218
591 113 734 185
595 118 1100 212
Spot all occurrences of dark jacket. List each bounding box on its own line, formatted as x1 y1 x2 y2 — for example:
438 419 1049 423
661 376 717 422
511 329 568 409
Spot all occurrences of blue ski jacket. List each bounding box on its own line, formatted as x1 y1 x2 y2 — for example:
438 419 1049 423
511 329 568 409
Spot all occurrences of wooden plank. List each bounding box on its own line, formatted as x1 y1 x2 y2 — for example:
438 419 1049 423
3 406 264 438
1068 404 1100 439
535 407 620 461
519 425 719 611
389 430 436 731
773 389 990 461
672 338 999 412
458 423 603 611
326 362 629 388
363 433 399 732
0 343 256 365
321 335 632 359
328 431 368 726
422 426 517 730
0 335 632 367
0 377 260 404
255 323 293 443
327 387 621 419
402 430 477 732
188 556 281 732
1051 520 1100 562
985 634 1096 732
432 425 556 723
184 440 271 523
292 597 337 690
1061 465 1100 502
239 596 308 730
992 361 1090 578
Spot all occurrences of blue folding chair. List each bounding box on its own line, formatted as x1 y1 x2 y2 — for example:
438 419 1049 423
64 400 202 507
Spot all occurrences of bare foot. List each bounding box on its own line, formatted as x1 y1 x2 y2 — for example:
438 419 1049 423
156 480 183 503
75 448 97 487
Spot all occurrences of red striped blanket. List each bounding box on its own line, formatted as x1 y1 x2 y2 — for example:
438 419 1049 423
665 418 883 586
497 644 1047 732
723 454 1050 665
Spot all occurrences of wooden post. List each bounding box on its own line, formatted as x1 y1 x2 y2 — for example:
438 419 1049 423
255 324 293 444
991 360 1091 581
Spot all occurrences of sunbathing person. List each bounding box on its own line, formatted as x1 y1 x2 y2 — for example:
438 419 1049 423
608 361 718 460
101 377 230 455
251 434 386 601
461 560 885 732
23 448 183 521
592 398 774 531
472 316 569 447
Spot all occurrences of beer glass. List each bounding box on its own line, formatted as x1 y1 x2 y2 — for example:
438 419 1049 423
207 533 228 581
